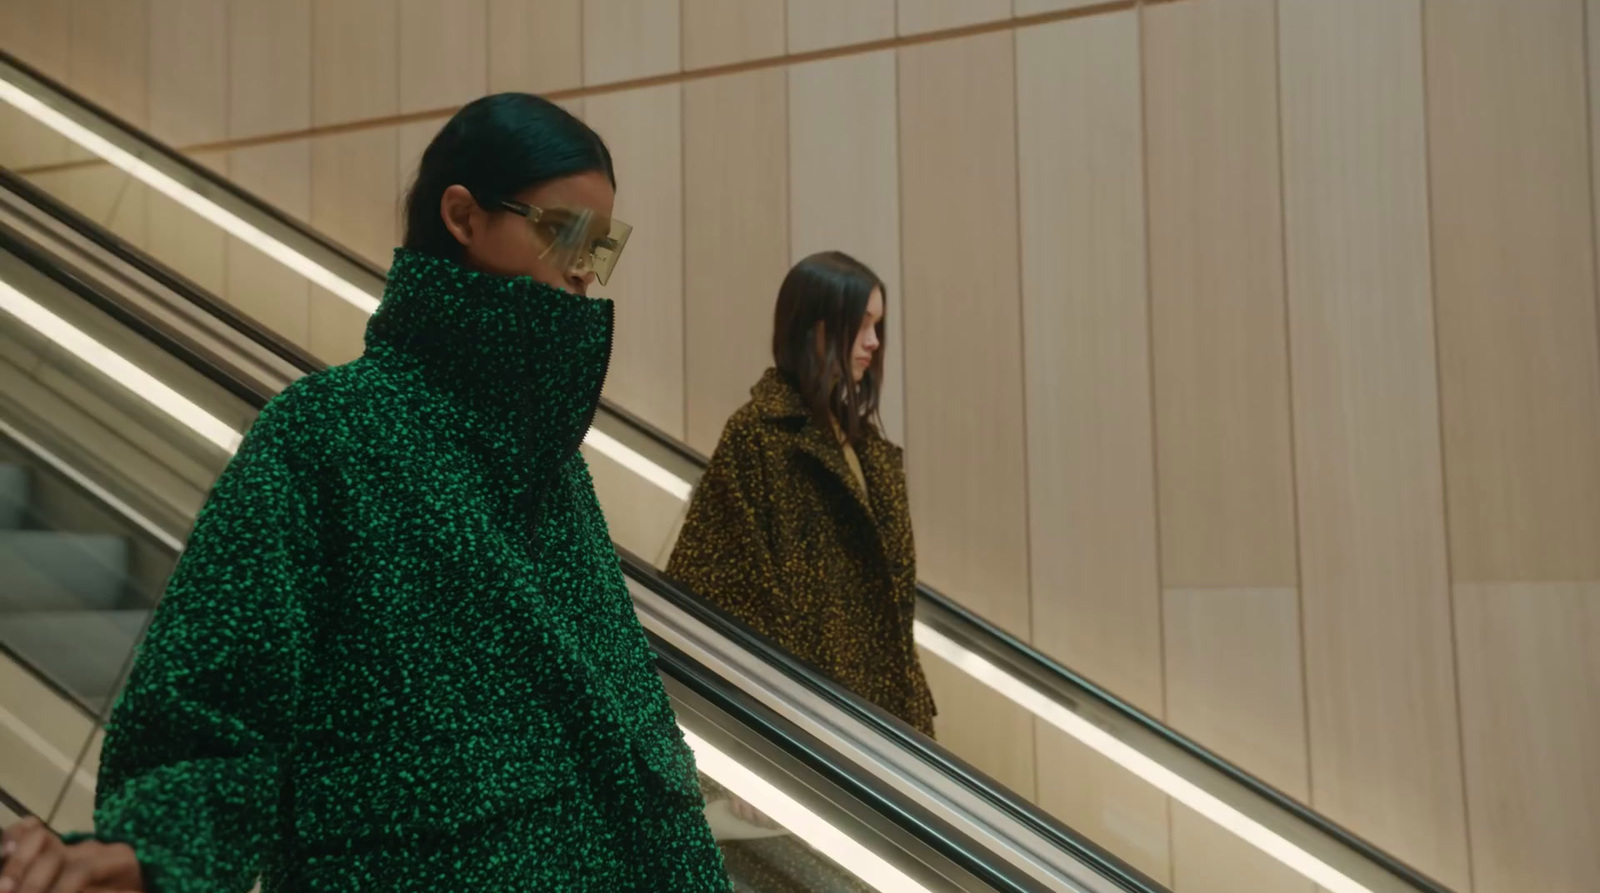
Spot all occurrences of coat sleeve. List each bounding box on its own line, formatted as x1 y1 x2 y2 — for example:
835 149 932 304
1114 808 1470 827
91 400 317 893
666 421 787 636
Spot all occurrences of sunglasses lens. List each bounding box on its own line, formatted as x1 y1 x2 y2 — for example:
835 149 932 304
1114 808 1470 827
591 219 632 285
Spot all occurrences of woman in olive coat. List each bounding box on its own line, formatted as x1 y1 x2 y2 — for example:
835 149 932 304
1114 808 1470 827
668 251 935 737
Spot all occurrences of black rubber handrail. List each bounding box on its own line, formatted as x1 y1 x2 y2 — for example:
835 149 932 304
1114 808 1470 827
0 784 32 820
0 167 325 378
622 547 1167 893
651 629 1060 893
0 51 387 282
0 222 272 412
913 587 1454 893
2 50 709 473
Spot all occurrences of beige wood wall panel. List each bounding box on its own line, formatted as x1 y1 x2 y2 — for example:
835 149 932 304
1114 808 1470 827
227 142 313 348
897 0 1009 36
147 0 227 146
396 119 437 200
1426 1 1600 584
683 68 788 453
1276 1 1470 886
70 0 149 127
786 0 893 54
1163 588 1312 893
0 0 71 169
898 32 1031 637
920 649 1036 799
0 0 70 77
1017 11 1161 712
1036 726 1171 885
682 0 783 69
587 85 686 438
149 151 229 296
487 0 581 93
582 0 679 86
312 0 399 127
309 283 375 367
398 0 487 114
311 128 399 272
788 50 905 445
1144 0 1297 589
228 0 311 140
1455 583 1600 893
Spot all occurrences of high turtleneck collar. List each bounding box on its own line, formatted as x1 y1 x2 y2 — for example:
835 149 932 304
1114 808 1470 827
364 249 614 488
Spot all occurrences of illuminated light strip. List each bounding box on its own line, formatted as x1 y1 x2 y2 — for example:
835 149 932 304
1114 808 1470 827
0 78 380 315
582 427 693 500
680 726 934 893
0 279 242 453
912 622 1374 893
0 76 709 502
0 420 184 553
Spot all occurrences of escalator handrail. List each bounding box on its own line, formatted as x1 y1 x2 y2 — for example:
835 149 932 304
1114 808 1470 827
912 586 1453 893
621 547 1167 893
0 50 712 474
0 166 326 379
0 222 275 412
0 50 387 283
650 629 1064 893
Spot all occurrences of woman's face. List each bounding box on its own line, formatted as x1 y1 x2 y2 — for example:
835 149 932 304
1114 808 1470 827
440 170 617 296
849 288 884 383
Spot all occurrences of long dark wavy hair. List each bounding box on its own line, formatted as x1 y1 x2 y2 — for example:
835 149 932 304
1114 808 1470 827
771 251 887 444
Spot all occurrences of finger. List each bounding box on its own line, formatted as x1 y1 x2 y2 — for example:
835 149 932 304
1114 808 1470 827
2 818 43 858
16 848 63 893
46 865 88 893
1 825 52 890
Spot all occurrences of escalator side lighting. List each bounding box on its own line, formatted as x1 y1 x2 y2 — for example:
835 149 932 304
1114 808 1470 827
582 427 693 500
680 725 935 893
0 79 381 316
2 75 701 504
0 279 243 453
912 621 1376 893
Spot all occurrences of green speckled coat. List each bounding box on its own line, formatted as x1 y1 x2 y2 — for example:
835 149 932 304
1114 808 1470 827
90 250 730 892
667 370 935 736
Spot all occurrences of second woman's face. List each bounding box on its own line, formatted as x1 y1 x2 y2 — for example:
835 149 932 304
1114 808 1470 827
849 288 884 383
442 171 617 296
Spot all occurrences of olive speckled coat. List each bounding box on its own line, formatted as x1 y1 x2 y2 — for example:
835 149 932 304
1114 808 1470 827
88 250 729 892
668 369 935 735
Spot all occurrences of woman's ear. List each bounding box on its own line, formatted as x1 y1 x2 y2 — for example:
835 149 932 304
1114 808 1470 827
440 184 478 248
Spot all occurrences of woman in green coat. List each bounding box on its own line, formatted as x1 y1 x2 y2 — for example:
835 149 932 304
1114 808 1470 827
1 94 729 893
668 253 935 736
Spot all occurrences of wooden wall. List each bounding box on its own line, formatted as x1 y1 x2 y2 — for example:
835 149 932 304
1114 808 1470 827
4 1 1599 890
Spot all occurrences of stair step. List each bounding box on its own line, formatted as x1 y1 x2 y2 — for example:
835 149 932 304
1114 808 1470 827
0 464 25 531
0 609 147 708
0 530 129 612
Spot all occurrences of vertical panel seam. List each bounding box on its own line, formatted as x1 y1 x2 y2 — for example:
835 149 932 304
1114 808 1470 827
1417 2 1478 889
1585 0 1600 552
1273 0 1319 821
1011 10 1041 806
1135 1 1177 881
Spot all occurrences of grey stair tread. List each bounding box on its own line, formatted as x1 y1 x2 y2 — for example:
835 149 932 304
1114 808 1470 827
0 464 25 531
0 530 129 612
0 609 147 706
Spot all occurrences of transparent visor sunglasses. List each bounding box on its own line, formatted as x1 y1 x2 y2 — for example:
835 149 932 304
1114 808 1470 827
498 199 633 286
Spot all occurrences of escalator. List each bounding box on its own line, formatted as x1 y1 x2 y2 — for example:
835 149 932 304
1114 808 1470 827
0 50 1454 893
